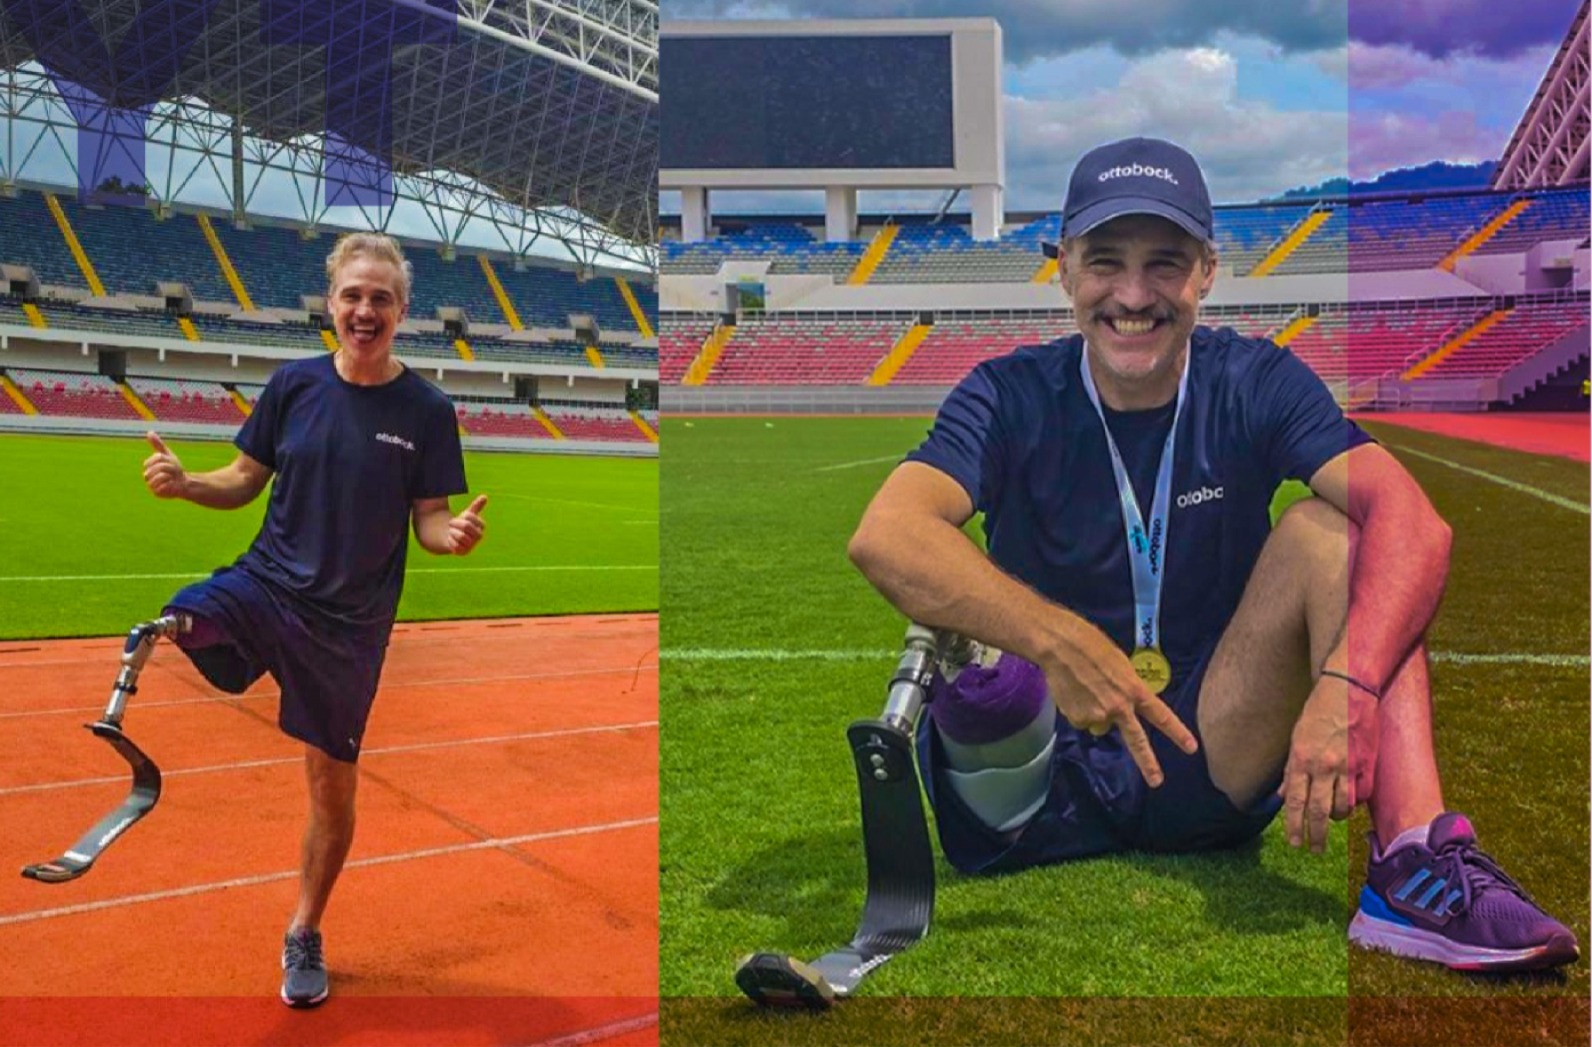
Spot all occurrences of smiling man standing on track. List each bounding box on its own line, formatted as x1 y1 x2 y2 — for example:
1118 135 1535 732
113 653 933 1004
848 136 1577 973
140 232 489 1006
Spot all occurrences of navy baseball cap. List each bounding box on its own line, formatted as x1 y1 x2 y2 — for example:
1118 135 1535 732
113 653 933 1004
1042 137 1214 257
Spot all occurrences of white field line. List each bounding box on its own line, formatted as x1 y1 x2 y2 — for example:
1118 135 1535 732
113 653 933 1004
662 648 1590 668
813 454 903 473
0 664 659 720
0 565 655 582
0 720 659 797
520 1013 659 1047
0 816 658 927
1385 442 1589 515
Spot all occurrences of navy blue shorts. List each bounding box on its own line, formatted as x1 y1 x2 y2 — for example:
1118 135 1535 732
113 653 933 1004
164 568 388 763
918 648 1283 875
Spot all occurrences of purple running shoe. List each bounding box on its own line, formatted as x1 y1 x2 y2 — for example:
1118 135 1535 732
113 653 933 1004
1349 812 1578 972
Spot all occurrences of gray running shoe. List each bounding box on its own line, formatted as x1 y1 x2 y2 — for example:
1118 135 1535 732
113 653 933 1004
280 928 329 1008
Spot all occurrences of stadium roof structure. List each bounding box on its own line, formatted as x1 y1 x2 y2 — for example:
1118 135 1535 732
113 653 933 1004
1493 0 1588 189
0 0 658 268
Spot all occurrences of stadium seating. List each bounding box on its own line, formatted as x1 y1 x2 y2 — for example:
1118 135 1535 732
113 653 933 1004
0 192 86 288
895 316 1074 384
37 303 186 339
708 317 907 384
1347 194 1503 271
7 367 141 420
1420 297 1591 378
0 189 652 335
1268 208 1347 276
454 400 553 439
127 375 246 423
55 198 233 301
1284 301 1490 378
1215 205 1310 274
661 225 866 279
661 319 714 382
542 402 647 442
1476 188 1592 254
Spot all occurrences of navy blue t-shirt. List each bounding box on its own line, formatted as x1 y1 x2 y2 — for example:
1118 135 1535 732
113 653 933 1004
232 354 467 638
906 327 1372 688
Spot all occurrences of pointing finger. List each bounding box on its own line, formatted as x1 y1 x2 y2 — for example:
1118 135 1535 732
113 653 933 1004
1116 713 1164 788
1135 692 1198 754
146 431 170 455
467 494 488 516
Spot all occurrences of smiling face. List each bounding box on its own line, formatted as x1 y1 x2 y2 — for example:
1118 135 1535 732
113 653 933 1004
1059 213 1217 409
329 253 408 367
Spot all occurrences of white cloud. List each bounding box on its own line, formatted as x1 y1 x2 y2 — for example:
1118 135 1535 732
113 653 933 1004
1005 47 1346 207
1346 40 1560 90
1309 45 1349 82
1347 109 1505 179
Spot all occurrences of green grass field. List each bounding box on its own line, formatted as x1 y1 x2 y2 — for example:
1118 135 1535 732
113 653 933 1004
0 433 657 638
658 416 1589 1045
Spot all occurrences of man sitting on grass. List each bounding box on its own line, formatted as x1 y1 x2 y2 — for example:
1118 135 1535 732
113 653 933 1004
849 136 1577 973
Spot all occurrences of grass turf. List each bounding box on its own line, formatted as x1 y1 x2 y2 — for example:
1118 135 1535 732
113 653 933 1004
0 433 657 639
658 416 1588 1046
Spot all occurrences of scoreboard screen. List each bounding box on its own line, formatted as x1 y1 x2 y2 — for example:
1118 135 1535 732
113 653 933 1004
661 34 956 170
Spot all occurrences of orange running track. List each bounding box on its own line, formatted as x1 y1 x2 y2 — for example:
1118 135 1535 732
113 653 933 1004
1355 410 1589 462
0 615 658 1047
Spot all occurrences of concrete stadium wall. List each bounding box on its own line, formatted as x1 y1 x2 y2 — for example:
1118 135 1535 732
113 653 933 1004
1 334 644 406
658 268 1499 315
1456 246 1590 296
0 414 657 456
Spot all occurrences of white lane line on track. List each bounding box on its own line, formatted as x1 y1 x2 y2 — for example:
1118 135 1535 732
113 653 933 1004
0 625 658 667
1384 442 1589 515
0 565 656 582
0 664 660 719
813 454 903 473
520 1013 660 1047
0 720 659 796
0 816 658 927
662 648 1590 667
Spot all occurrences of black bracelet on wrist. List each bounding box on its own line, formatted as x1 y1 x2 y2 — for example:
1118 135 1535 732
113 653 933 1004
1319 668 1382 700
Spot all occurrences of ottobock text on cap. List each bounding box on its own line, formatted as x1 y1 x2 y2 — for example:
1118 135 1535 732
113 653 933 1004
1043 137 1214 257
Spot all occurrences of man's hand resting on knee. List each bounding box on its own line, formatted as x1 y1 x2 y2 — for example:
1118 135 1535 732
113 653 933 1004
1280 674 1379 852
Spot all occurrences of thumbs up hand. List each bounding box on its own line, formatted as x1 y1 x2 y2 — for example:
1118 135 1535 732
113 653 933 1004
142 431 188 500
448 494 488 555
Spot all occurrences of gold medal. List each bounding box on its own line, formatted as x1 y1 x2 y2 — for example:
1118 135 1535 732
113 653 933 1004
1130 647 1172 694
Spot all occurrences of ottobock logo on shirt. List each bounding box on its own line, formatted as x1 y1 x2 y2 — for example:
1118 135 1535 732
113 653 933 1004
1176 485 1224 509
1098 163 1179 185
376 432 415 451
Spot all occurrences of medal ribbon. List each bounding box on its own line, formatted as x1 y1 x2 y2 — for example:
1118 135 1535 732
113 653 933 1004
1078 347 1190 658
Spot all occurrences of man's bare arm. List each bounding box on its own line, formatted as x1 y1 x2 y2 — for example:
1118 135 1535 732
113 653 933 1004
849 461 1196 784
1307 442 1453 690
143 432 271 509
412 494 488 555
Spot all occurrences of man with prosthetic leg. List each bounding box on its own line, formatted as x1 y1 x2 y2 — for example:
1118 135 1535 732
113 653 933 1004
22 234 491 1010
817 138 1577 998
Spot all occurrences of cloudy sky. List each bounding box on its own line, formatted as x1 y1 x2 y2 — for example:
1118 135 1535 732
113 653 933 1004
661 0 1580 214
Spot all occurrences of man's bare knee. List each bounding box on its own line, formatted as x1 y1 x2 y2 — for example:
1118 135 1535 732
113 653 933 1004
304 747 358 816
1205 745 1276 812
1273 495 1353 555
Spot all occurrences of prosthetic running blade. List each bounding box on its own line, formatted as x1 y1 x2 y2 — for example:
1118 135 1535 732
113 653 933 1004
736 626 939 1008
22 722 162 883
21 618 175 883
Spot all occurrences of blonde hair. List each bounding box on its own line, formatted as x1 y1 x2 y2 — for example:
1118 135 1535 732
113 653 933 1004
326 232 413 303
